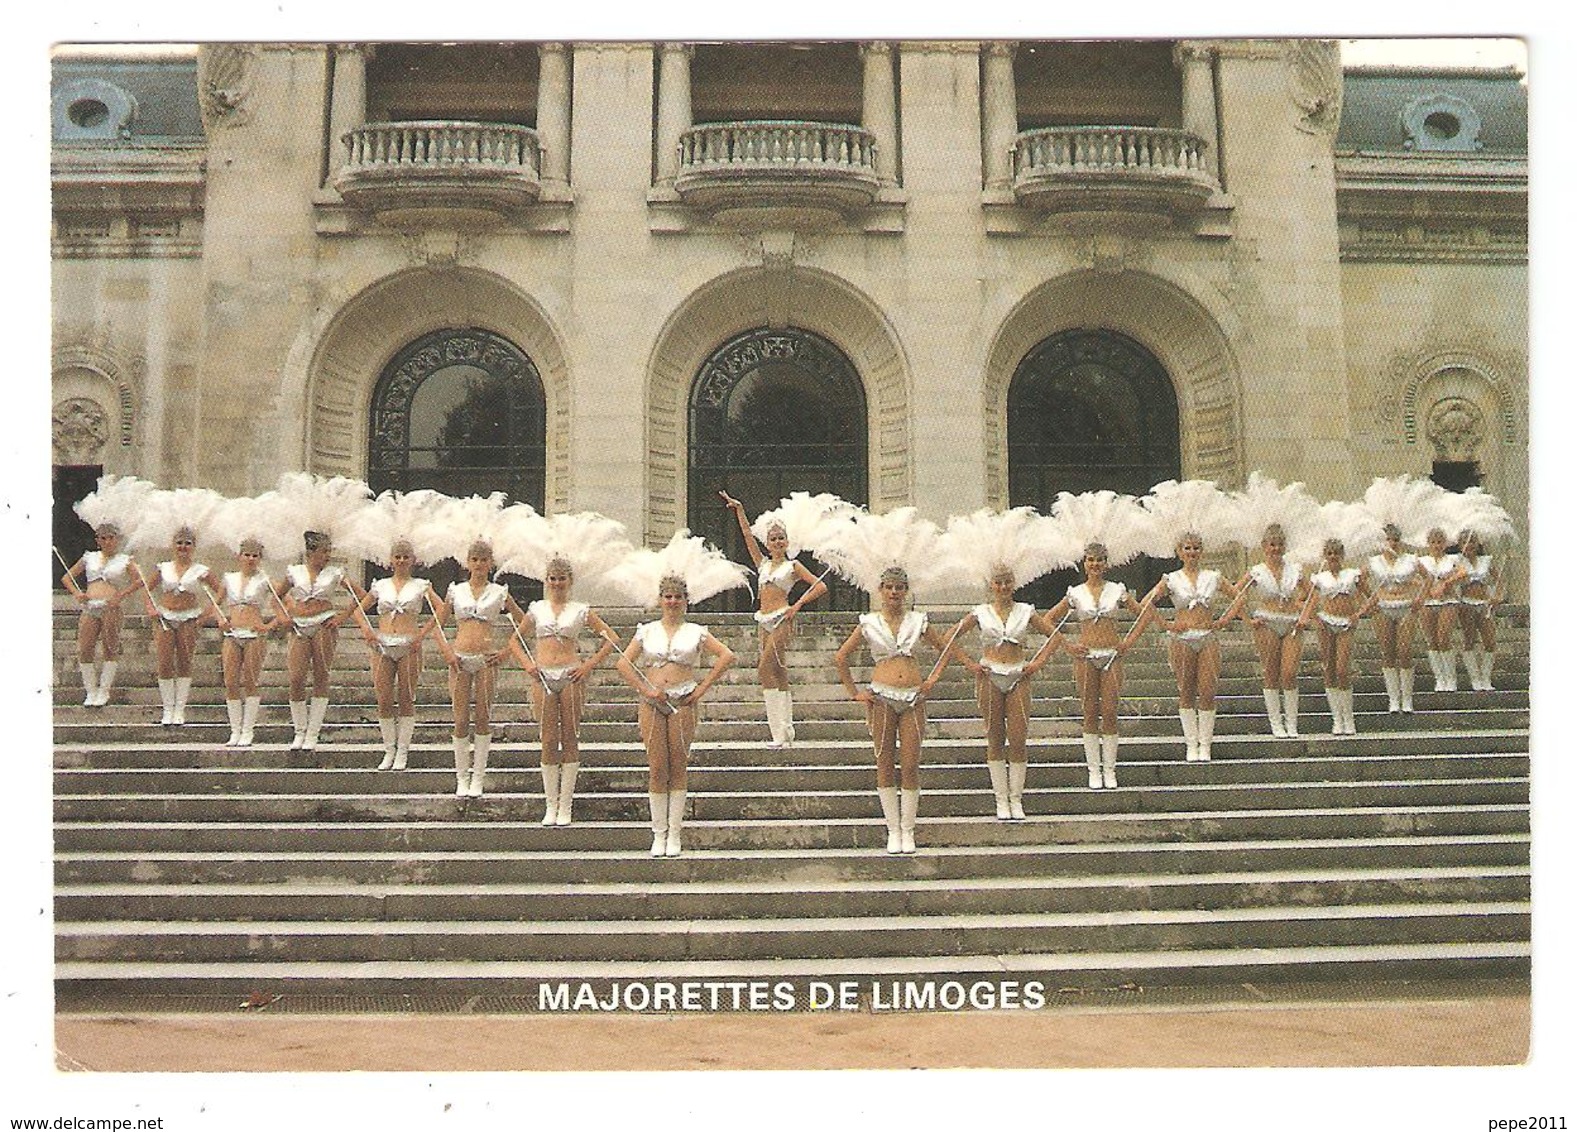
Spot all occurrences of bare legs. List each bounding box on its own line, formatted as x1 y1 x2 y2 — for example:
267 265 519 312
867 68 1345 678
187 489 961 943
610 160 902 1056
1318 625 1357 734
1253 624 1304 738
759 625 796 748
868 700 924 853
1075 657 1123 788
976 674 1030 819
532 680 587 825
152 620 198 725
286 626 338 749
1170 639 1220 762
372 646 421 770
1374 613 1418 713
448 662 496 797
641 702 697 857
76 605 122 706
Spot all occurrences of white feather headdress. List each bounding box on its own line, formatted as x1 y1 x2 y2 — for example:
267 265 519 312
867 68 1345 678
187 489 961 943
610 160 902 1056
815 506 961 598
1442 487 1518 547
337 488 453 566
271 473 375 555
1226 473 1326 564
606 530 752 608
1358 475 1458 547
1048 490 1157 567
493 509 637 600
73 475 159 546
207 491 298 561
407 492 509 568
1140 480 1240 555
939 507 1080 588
750 492 859 558
127 487 228 554
1316 500 1386 560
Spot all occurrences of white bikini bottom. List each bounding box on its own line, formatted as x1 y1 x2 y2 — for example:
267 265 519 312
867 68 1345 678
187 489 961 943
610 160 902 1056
294 610 335 639
454 651 490 675
157 606 202 624
1460 598 1491 609
538 665 577 695
377 633 416 661
981 662 1024 695
1423 599 1458 608
223 628 261 643
1082 648 1119 672
869 682 920 715
1377 598 1414 622
1169 628 1215 653
1317 613 1354 633
1252 610 1300 639
754 608 789 633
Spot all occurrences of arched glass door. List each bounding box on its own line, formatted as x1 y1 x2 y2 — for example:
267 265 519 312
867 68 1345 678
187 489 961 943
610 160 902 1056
368 328 546 595
687 327 868 611
1008 328 1181 604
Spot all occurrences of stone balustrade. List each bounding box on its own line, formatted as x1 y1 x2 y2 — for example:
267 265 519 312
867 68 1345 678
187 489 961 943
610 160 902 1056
333 121 543 223
1011 126 1218 215
674 120 881 217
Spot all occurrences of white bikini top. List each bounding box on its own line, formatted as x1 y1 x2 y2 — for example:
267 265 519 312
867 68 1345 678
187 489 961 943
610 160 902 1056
1419 553 1459 580
1459 555 1494 585
974 602 1034 649
82 551 134 588
222 571 273 609
529 599 590 641
157 561 210 596
636 620 711 667
758 558 797 594
1067 582 1127 622
372 576 431 616
286 563 346 603
859 610 928 661
1249 561 1302 601
1162 569 1221 610
1312 568 1362 597
447 580 509 622
1367 553 1419 587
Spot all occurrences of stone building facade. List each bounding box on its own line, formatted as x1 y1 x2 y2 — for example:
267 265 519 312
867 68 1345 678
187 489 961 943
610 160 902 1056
49 40 1528 599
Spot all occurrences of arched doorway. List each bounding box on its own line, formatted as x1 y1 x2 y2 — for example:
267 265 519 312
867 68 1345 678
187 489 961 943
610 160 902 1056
687 327 869 611
368 327 546 594
1007 328 1181 603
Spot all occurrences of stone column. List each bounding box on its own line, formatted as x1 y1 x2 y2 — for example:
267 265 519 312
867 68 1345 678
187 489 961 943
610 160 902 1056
860 41 898 187
653 42 693 188
536 42 572 189
1174 40 1219 179
980 41 1018 191
326 44 367 179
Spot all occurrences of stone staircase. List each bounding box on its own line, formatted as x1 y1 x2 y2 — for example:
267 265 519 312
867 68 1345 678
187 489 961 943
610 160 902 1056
52 599 1530 1006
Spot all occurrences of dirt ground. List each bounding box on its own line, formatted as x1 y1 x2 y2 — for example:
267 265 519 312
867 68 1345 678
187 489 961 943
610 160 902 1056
55 993 1529 1071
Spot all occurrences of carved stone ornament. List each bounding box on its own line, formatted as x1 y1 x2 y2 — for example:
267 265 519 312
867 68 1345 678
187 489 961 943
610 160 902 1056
1286 40 1342 135
198 44 257 131
53 397 110 465
1425 397 1485 461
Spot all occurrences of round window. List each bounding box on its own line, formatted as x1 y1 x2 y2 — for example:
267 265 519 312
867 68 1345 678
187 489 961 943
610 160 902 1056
1423 111 1461 140
67 99 109 128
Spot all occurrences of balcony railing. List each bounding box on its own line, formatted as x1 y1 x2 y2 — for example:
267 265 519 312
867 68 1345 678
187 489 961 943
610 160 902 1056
674 121 881 216
333 121 543 222
1011 126 1218 215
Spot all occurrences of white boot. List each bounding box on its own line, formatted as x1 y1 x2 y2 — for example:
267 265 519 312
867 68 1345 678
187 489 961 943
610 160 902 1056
157 678 175 725
225 699 244 746
1007 761 1027 821
1442 650 1459 692
1282 688 1300 738
1338 688 1356 735
665 789 686 857
238 696 260 747
899 788 919 854
1460 649 1480 690
94 660 117 707
304 697 329 750
172 676 192 725
1262 688 1287 738
288 701 308 750
1399 668 1416 713
1478 650 1495 691
1179 707 1199 762
1100 734 1119 789
556 762 578 826
1196 709 1216 762
877 786 901 853
393 715 415 770
1325 688 1341 735
781 690 796 747
1083 734 1102 789
79 662 97 707
377 717 397 770
1382 668 1401 713
986 759 1010 819
765 689 789 748
468 733 489 797
1427 650 1446 691
453 736 471 796
648 792 670 856
540 763 562 824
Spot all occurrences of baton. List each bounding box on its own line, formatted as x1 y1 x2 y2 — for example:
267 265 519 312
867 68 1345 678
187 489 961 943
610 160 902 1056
53 545 87 597
505 610 554 694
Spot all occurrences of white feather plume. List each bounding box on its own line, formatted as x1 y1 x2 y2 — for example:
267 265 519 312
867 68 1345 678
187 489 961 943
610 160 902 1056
939 507 1081 588
494 509 636 600
1440 487 1518 547
606 530 752 608
73 475 159 545
1358 475 1458 547
1048 490 1157 567
1227 473 1326 564
127 487 228 554
337 488 453 566
1316 500 1387 560
407 492 509 567
207 491 299 562
815 506 961 597
270 473 374 553
750 492 860 558
1140 480 1240 554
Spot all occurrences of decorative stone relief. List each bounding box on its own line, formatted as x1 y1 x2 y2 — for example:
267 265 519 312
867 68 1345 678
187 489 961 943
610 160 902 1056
1425 396 1485 461
52 397 110 465
1286 40 1342 135
1400 92 1484 152
1393 350 1519 446
52 79 138 141
400 230 480 267
198 44 257 131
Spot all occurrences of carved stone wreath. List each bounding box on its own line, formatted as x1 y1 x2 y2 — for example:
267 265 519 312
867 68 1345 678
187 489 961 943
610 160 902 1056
1425 397 1485 461
52 397 110 465
198 44 257 131
1286 40 1343 135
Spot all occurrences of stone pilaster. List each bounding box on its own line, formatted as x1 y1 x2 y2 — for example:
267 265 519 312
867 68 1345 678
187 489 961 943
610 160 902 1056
1174 40 1220 180
653 42 692 188
326 44 366 180
860 42 899 187
536 42 572 190
981 41 1018 192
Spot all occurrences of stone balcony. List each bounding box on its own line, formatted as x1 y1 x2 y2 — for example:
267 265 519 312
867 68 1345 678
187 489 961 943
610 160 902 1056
331 121 544 228
1010 126 1219 217
672 120 882 226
